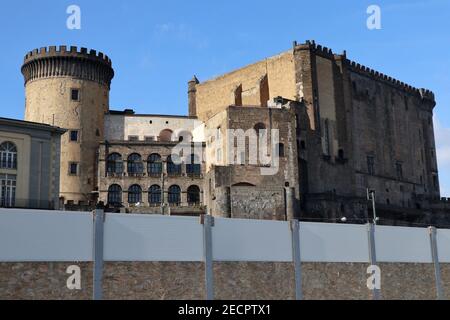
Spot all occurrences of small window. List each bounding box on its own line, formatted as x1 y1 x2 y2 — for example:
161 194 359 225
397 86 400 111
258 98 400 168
71 89 80 101
69 162 78 175
367 156 375 176
396 162 403 180
69 130 79 142
300 140 306 150
145 136 156 142
128 136 139 142
278 143 285 157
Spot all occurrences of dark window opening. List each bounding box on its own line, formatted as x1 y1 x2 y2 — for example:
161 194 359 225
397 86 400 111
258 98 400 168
300 140 306 150
148 185 162 205
147 154 162 176
107 184 122 206
71 89 79 101
128 185 142 204
127 153 143 174
338 149 345 159
254 123 266 135
396 162 403 180
69 130 79 142
168 185 181 205
367 156 375 176
187 185 200 206
278 143 285 157
69 163 78 175
107 153 123 174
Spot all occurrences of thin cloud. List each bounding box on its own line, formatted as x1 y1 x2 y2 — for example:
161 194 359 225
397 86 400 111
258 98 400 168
153 23 209 50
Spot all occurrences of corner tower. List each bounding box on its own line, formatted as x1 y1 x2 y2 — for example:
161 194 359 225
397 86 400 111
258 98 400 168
21 46 114 206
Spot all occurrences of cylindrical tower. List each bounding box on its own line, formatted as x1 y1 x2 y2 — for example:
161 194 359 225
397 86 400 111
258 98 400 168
21 46 114 206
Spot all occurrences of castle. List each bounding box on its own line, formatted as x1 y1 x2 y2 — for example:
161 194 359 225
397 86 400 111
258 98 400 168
20 41 447 224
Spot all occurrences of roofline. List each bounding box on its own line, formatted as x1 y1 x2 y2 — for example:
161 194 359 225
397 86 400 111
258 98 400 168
0 117 67 134
107 110 198 119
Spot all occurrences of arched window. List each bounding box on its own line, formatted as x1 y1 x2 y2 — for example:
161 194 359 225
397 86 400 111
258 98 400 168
254 123 266 135
186 154 201 177
148 185 162 205
168 185 181 206
106 153 123 174
167 155 182 176
107 184 122 206
0 142 17 169
278 143 285 157
147 154 162 176
159 129 173 142
128 184 142 204
187 185 200 206
127 153 143 174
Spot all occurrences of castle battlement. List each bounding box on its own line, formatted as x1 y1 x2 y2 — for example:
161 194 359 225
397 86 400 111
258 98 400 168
24 45 112 66
21 45 114 87
294 40 435 102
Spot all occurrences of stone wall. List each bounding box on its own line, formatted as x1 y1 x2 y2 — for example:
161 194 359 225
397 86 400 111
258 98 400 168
0 262 446 300
98 142 205 210
230 186 285 220
195 51 297 122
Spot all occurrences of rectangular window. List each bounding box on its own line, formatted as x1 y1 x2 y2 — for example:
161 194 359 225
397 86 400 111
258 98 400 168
71 89 80 101
69 162 79 175
0 174 16 208
69 130 79 142
128 136 139 142
144 136 155 142
367 156 375 176
396 162 403 180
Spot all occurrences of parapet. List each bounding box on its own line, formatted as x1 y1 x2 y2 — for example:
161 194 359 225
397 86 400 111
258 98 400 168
23 45 112 66
347 59 435 101
294 40 435 102
21 46 114 87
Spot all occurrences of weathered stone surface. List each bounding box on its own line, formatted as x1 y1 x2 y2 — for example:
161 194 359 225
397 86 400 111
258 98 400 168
1 262 447 300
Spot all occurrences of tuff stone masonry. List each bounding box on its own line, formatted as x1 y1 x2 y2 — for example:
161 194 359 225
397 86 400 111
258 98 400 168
21 41 449 224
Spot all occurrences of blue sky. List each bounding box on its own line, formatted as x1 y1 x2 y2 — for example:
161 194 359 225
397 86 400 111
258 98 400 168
0 0 449 194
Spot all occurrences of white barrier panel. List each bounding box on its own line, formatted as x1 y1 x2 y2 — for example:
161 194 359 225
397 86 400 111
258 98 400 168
299 222 369 263
212 218 292 262
375 225 432 263
0 209 93 262
103 214 203 261
437 229 450 263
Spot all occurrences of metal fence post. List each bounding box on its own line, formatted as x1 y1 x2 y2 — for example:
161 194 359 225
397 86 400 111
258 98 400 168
290 219 303 300
367 223 381 300
93 208 105 300
428 226 444 300
201 214 214 300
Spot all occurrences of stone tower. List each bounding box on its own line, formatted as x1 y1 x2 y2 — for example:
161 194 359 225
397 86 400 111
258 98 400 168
21 46 114 205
